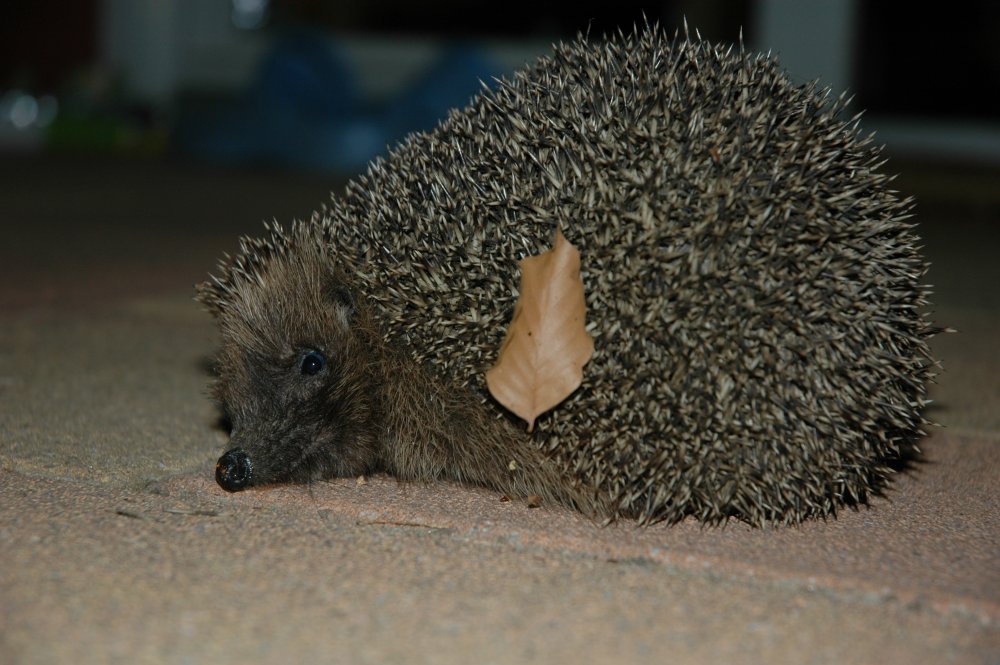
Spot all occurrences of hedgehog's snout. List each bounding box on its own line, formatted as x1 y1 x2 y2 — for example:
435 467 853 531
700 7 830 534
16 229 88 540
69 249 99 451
216 449 253 491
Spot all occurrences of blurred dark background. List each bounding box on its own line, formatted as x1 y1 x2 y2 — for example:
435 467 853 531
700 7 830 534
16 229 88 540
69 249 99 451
1 0 998 171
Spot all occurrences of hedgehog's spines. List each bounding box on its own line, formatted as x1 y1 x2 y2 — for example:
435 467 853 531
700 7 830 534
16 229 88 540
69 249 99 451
199 25 937 526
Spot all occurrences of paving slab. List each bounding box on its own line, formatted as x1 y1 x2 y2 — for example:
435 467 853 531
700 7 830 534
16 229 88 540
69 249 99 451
1 155 998 664
2 466 997 665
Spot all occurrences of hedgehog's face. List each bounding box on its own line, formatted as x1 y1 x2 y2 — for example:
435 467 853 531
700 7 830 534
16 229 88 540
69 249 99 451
201 248 380 492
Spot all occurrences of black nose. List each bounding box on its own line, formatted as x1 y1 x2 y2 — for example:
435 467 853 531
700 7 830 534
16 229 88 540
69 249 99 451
216 449 253 491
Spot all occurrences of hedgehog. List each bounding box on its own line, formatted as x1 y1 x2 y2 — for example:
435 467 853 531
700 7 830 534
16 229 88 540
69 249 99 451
196 26 938 526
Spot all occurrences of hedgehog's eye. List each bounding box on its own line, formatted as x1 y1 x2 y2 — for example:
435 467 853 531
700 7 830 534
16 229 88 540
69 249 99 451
300 350 326 376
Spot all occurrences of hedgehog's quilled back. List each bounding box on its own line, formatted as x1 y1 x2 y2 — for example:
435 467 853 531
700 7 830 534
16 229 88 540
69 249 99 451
198 26 938 526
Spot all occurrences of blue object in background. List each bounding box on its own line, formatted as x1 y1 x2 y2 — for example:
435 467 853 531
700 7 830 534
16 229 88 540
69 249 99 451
176 31 505 173
380 44 505 146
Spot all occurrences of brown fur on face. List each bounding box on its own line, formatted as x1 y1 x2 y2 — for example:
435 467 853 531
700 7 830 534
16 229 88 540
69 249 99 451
199 226 600 513
205 237 381 486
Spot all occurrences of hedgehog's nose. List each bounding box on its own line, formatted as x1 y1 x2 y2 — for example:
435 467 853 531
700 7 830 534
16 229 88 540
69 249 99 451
216 449 253 491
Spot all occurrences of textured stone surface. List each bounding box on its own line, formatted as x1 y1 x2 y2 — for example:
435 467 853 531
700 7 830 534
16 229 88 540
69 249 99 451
2 467 997 665
1 155 997 664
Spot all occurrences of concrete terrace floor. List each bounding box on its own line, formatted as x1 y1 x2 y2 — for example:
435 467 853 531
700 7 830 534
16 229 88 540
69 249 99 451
1 154 998 664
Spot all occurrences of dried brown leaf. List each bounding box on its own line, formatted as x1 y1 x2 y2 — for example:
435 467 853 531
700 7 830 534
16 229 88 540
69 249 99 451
486 227 594 431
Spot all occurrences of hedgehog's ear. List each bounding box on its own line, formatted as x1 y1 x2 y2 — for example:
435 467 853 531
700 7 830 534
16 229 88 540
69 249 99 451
326 281 355 328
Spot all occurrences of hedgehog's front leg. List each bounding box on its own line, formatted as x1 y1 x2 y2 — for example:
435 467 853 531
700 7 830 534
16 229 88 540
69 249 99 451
371 349 608 518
